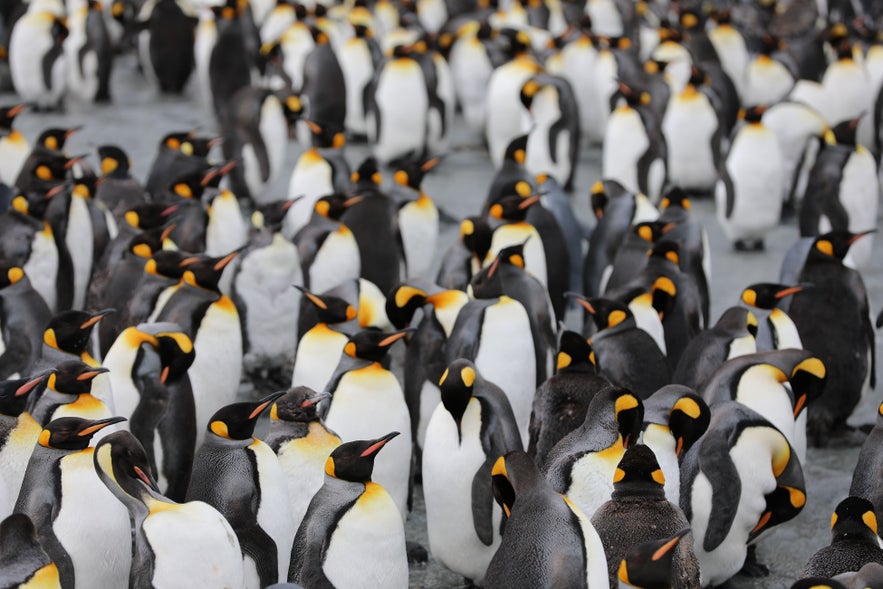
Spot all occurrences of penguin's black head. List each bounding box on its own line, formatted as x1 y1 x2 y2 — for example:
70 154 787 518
830 497 879 543
0 376 35 417
343 329 411 362
500 27 532 57
180 250 239 291
651 276 677 320
667 393 710 458
660 187 691 212
391 157 440 190
571 295 633 332
37 416 125 451
740 105 767 124
614 81 651 109
555 330 594 372
611 443 666 498
166 169 209 201
503 135 528 165
183 134 218 158
648 240 680 266
202 161 237 190
787 355 826 418
611 388 643 448
472 241 528 299
460 216 493 261
811 230 875 261
125 202 176 231
46 360 110 395
270 387 330 423
519 78 542 110
351 157 382 187
491 450 544 518
386 284 429 329
208 392 285 440
159 132 192 153
710 7 732 25
11 184 67 220
325 432 399 483
296 286 357 324
835 39 854 61
144 250 190 280
687 64 707 87
94 430 162 501
391 43 412 59
253 198 299 232
210 0 241 21
37 127 79 152
0 262 25 289
489 192 539 222
97 145 131 177
476 21 495 41
313 192 362 221
51 16 68 45
741 282 808 310
712 306 758 338
305 119 345 149
44 309 114 354
439 359 478 439
590 180 610 218
634 220 675 244
277 90 304 127
829 116 862 146
28 152 72 186
352 23 371 38
617 529 689 588
155 332 195 384
0 104 25 131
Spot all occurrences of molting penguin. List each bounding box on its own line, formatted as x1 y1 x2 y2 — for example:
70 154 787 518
543 387 644 517
679 401 806 587
93 430 245 588
186 393 293 588
264 387 340 532
529 330 614 467
802 497 883 578
590 444 700 588
422 359 523 585
288 433 408 588
323 329 413 518
485 450 609 588
14 416 130 588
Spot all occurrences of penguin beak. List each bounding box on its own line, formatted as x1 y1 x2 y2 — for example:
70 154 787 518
378 328 415 347
486 255 501 278
213 250 240 271
774 285 805 299
249 391 287 419
360 431 400 457
160 224 176 242
77 367 110 381
64 126 82 139
653 529 689 560
282 195 304 210
294 286 328 310
421 157 441 172
133 465 161 493
565 292 595 314
518 194 541 209
343 195 364 208
15 372 50 397
8 104 26 117
161 204 179 217
78 416 126 437
64 155 88 170
304 119 322 135
45 183 69 199
80 308 115 329
302 391 332 408
849 229 876 244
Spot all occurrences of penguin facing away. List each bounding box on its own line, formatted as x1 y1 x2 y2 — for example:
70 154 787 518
802 497 883 579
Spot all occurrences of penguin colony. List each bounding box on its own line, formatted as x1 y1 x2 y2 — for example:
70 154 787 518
0 0 882 587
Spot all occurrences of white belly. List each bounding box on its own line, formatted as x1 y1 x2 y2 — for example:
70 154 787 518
450 40 493 132
487 225 547 287
372 62 429 165
251 440 295 583
399 196 439 279
340 40 374 135
291 326 348 391
25 226 59 312
838 149 878 267
565 443 624 518
525 88 571 185
67 195 94 310
663 96 718 191
0 416 42 518
309 228 361 294
485 60 536 167
416 380 440 449
284 156 335 238
642 423 680 503
206 194 247 257
603 107 649 195
0 134 30 186
325 366 412 518
277 423 340 528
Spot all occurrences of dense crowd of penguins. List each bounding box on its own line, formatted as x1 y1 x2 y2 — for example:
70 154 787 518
1 0 883 586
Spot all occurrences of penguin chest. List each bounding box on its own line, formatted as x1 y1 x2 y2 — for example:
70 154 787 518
473 298 535 444
565 438 625 517
23 224 58 312
143 501 245 588
399 195 439 278
284 155 334 236
339 40 374 132
487 224 547 286
104 346 141 420
8 16 56 100
821 61 869 126
745 59 793 105
726 335 756 360
52 394 113 423
0 415 42 514
325 365 411 515
249 440 295 582
585 0 622 36
292 325 348 391
277 423 340 526
236 236 301 365
372 62 429 163
323 483 408 589
54 450 131 587
734 368 795 446
308 227 361 294
0 132 29 185
663 94 718 190
243 98 287 201
525 87 570 182
486 61 535 165
603 107 650 194
769 308 802 350
422 400 501 582
206 194 247 257
561 41 597 136
641 423 680 503
708 27 748 94
449 39 493 128
66 195 95 310
64 14 99 100
838 150 878 266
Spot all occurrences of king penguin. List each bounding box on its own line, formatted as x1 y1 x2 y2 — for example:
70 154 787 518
0 263 52 380
8 2 68 111
802 497 883 578
616 529 691 589
186 393 294 588
0 513 60 588
288 433 408 588
0 104 29 186
290 286 356 392
422 359 523 585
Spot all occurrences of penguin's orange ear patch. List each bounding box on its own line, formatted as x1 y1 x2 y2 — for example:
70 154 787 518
460 367 476 387
816 240 833 256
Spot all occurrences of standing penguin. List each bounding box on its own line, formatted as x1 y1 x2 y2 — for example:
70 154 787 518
448 21 498 138
528 330 615 466
64 0 113 104
292 193 362 294
14 416 130 589
591 444 701 588
802 497 883 578
543 387 644 517
0 263 52 380
742 35 796 107
521 73 581 190
290 287 356 392
302 25 347 135
422 359 523 586
8 3 67 111
485 450 609 588
323 329 412 518
186 393 294 589
800 117 879 268
617 529 692 589
679 401 806 587
0 513 60 588
740 282 805 351
0 104 30 186
288 433 408 588
138 0 197 94
388 158 440 280
715 105 785 251
93 431 245 589
365 44 429 165
103 324 196 501
338 23 382 139
787 230 875 446
208 1 256 125
264 387 340 532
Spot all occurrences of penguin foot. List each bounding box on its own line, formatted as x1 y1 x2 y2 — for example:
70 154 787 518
737 545 769 578
406 541 428 564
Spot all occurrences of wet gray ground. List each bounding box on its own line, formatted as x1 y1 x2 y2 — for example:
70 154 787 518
4 53 883 588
